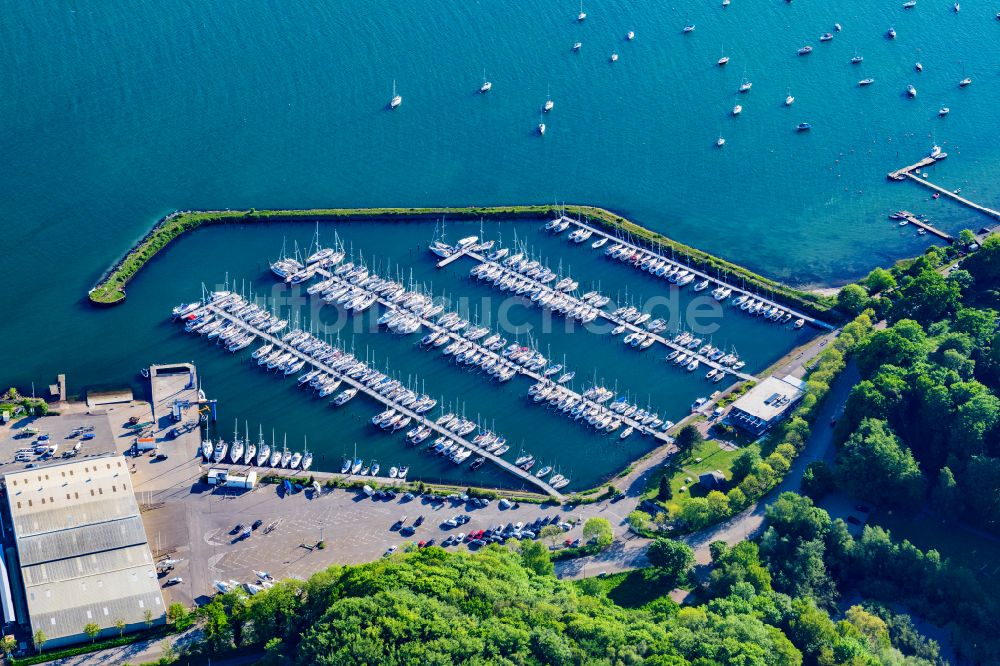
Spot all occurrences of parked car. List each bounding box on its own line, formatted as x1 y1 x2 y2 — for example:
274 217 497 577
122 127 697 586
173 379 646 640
414 515 424 526
251 519 263 530
384 545 397 557
165 577 183 586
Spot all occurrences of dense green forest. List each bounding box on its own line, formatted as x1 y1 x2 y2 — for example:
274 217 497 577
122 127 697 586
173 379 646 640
185 497 965 666
832 239 1000 528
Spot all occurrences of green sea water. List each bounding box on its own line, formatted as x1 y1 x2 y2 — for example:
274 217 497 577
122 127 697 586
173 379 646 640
1 0 998 488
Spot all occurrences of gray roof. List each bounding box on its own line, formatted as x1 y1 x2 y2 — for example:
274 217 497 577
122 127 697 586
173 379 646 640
730 375 805 423
5 455 164 644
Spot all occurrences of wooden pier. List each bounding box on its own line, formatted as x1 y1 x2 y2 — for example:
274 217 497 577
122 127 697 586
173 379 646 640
887 156 937 181
460 250 758 382
561 218 834 331
197 301 564 498
310 267 674 444
893 211 954 243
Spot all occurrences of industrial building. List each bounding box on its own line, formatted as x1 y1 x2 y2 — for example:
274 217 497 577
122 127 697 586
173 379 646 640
4 455 165 649
728 374 806 436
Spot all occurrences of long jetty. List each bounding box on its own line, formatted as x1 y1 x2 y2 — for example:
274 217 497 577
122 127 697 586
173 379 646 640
310 266 673 443
455 250 757 382
197 301 564 498
560 218 834 331
902 175 1000 221
894 211 954 243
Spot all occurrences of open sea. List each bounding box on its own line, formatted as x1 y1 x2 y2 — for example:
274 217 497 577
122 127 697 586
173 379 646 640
1 0 998 488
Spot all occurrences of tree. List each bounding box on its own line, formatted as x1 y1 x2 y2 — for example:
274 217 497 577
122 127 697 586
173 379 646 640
33 630 46 654
646 539 694 587
582 517 613 549
657 474 672 501
965 235 1000 288
674 425 702 457
166 602 188 628
836 419 924 509
889 270 962 325
519 539 553 576
143 608 153 629
864 267 896 294
958 228 977 247
84 622 100 644
0 635 16 659
114 617 126 638
540 524 562 547
800 461 836 500
627 510 651 533
730 445 761 482
837 284 870 315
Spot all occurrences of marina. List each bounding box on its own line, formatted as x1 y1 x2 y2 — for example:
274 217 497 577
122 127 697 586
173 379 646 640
454 245 757 381
180 293 566 497
140 216 819 491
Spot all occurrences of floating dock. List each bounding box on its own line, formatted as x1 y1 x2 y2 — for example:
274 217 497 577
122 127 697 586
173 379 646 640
310 265 674 443
561 218 834 331
196 301 564 498
458 250 757 382
893 211 954 243
887 156 938 181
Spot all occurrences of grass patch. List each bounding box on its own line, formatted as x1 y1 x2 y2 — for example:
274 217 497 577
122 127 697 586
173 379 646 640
643 438 743 514
574 570 668 609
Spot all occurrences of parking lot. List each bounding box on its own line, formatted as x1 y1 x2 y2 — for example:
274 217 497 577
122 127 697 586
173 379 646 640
1 395 636 610
137 465 635 606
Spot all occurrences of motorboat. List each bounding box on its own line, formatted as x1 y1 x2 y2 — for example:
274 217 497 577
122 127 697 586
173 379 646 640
796 123 811 131
819 32 833 41
577 0 586 20
851 55 863 64
903 0 916 7
906 84 917 97
683 24 696 33
798 46 813 55
939 107 950 116
785 94 795 105
959 77 971 87
718 55 730 66
717 135 725 147
915 62 923 72
573 42 582 51
887 27 896 38
544 99 554 112
739 80 752 92
610 53 618 62
732 104 742 116
627 30 635 40
859 78 875 86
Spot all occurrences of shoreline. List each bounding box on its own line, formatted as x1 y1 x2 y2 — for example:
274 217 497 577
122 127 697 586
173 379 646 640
87 206 838 320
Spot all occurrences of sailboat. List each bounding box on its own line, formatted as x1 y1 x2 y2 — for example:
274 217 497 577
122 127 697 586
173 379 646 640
544 86 554 112
785 89 795 106
257 430 271 466
244 423 257 464
479 69 492 93
389 80 402 109
577 0 587 21
716 134 725 147
718 46 729 66
537 110 546 136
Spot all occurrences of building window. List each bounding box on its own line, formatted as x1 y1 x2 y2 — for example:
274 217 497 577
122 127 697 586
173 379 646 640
103 607 109 616
90 490 94 496
86 610 92 619
138 600 144 608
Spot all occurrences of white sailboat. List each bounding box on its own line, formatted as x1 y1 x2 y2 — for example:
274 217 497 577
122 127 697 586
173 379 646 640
389 80 402 109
